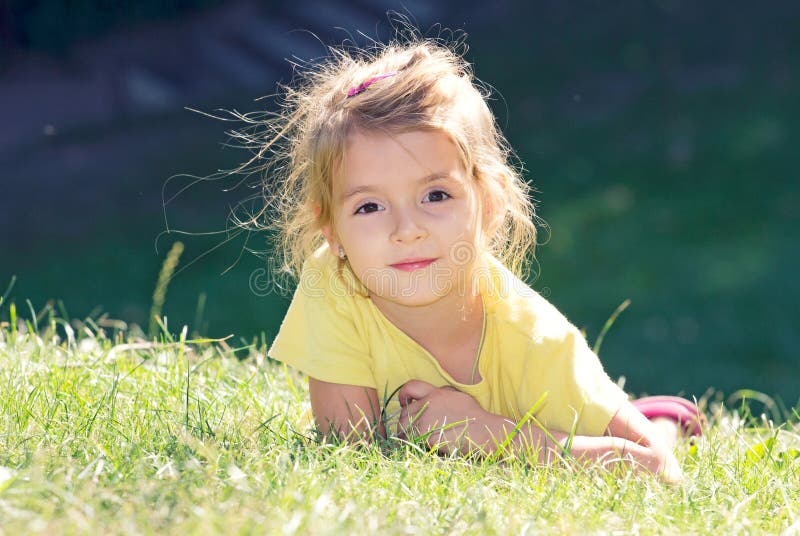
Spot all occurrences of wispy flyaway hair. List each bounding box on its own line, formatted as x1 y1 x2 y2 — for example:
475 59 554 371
227 28 539 290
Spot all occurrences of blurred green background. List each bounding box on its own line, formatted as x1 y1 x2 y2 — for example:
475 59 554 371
1 1 797 406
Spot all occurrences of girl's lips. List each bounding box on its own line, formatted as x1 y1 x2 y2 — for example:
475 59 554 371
390 258 437 271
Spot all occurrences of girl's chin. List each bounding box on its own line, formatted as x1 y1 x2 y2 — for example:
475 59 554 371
367 287 461 308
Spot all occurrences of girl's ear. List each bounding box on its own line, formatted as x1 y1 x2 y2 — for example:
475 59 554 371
484 200 502 236
482 174 508 238
321 225 342 258
319 221 339 253
321 224 335 247
315 203 341 253
476 181 499 238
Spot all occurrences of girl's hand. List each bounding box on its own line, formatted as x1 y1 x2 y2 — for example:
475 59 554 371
395 381 684 484
396 380 492 455
603 401 685 484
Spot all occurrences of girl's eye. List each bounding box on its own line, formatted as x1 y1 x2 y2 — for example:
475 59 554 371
353 190 451 215
354 202 383 215
424 190 452 203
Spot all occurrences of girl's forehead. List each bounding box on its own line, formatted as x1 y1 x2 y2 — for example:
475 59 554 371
338 129 466 184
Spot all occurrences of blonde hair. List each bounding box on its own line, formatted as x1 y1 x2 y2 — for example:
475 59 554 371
230 32 539 290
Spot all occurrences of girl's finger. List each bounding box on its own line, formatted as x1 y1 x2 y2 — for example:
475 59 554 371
398 380 436 407
397 400 427 437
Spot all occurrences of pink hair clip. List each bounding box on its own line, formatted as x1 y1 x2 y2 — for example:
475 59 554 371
346 71 399 98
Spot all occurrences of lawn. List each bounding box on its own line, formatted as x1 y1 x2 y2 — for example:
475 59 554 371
3 64 797 405
1 302 798 534
2 6 798 531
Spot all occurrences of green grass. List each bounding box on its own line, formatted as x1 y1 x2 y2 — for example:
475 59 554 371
4 68 797 403
1 305 798 534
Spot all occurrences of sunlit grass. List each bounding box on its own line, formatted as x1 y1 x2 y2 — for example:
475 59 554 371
1 304 798 534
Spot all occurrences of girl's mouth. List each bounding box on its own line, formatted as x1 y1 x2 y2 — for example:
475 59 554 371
389 258 437 271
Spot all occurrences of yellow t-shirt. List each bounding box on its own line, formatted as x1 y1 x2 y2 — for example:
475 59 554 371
267 244 628 437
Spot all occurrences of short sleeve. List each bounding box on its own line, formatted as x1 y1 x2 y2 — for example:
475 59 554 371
531 325 629 437
267 260 375 388
561 327 629 436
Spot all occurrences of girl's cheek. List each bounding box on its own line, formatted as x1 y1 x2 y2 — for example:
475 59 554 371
355 214 386 227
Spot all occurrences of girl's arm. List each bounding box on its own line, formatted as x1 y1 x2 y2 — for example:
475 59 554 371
397 381 682 482
308 377 385 441
480 401 682 482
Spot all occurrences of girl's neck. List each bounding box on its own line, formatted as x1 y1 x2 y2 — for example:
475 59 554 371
368 277 484 357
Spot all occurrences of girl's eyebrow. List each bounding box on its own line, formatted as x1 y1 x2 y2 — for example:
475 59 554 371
340 172 456 202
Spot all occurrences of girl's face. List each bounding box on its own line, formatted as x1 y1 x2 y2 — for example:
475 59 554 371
322 129 486 309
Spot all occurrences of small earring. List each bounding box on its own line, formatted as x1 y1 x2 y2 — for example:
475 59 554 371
337 246 347 260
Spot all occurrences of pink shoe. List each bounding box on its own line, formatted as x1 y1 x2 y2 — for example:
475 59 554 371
633 396 705 436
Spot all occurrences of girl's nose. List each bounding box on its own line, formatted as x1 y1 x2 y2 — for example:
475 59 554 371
390 206 428 243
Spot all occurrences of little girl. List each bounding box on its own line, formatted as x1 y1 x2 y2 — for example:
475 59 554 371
255 35 700 481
